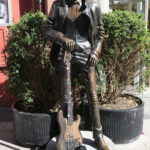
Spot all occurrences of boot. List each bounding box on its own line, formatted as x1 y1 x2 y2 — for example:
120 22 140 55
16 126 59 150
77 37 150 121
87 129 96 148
94 127 109 150
90 102 110 150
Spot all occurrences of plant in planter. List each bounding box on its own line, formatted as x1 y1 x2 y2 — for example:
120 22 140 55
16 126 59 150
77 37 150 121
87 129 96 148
78 10 150 143
94 10 150 143
2 11 60 148
97 10 150 103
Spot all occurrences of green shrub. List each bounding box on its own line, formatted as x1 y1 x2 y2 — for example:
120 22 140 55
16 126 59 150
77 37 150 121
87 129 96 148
3 11 60 112
96 10 150 103
3 10 150 112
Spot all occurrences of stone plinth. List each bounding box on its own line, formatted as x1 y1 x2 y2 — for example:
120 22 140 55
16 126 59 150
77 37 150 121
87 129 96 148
46 131 115 150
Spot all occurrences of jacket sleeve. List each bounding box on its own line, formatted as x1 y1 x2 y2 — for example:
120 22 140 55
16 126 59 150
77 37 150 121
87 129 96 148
46 2 64 44
91 5 105 57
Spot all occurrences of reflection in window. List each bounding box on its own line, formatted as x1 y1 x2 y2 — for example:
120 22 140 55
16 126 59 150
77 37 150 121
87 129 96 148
110 0 144 13
0 2 7 23
0 0 10 24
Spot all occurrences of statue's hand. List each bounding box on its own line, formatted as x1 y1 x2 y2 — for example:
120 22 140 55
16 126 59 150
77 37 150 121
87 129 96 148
60 37 74 52
87 53 98 67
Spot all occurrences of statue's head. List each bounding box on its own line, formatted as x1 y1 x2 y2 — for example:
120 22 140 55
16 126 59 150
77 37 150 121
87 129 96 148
64 0 79 3
64 0 86 10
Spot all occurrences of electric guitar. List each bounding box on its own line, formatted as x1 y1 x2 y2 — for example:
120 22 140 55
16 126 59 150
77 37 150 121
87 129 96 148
56 49 82 150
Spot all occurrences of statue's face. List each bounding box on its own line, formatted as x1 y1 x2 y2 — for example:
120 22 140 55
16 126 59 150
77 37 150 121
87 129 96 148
65 0 76 2
65 0 83 6
66 0 83 4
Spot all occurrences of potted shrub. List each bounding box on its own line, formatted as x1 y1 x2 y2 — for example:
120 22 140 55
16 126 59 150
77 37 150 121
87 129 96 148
81 10 150 144
2 11 60 148
96 10 150 144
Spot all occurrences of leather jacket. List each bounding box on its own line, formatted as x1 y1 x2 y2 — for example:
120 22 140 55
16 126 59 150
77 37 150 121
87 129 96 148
46 0 104 61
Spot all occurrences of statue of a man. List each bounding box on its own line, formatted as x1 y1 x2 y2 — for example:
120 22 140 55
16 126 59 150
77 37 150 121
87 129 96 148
46 0 109 149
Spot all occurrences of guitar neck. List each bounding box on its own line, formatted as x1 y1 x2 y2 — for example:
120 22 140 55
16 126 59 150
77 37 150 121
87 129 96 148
64 50 74 125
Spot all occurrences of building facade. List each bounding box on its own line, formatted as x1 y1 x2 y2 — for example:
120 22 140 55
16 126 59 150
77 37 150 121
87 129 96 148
0 0 54 107
101 0 149 23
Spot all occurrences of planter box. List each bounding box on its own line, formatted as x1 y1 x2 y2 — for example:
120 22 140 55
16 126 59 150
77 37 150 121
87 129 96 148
100 98 144 144
82 96 144 144
12 100 51 147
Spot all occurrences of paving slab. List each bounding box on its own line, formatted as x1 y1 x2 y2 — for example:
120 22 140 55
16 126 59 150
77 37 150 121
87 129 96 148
115 134 150 150
0 140 30 150
0 122 15 144
115 119 150 150
143 119 150 136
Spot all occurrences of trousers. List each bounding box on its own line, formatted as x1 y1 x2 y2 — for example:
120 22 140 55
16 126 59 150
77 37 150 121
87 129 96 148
59 61 103 139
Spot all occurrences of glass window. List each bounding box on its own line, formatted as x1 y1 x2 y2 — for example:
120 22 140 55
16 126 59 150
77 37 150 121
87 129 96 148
110 0 144 13
0 0 11 26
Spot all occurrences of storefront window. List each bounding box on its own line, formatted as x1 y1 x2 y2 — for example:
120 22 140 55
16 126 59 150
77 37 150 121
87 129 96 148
109 0 145 13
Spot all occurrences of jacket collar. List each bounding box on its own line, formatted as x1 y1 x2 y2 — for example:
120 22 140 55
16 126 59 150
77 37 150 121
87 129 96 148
57 4 68 31
57 0 95 31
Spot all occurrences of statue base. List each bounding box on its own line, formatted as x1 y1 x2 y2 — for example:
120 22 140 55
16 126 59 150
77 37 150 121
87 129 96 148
46 131 115 150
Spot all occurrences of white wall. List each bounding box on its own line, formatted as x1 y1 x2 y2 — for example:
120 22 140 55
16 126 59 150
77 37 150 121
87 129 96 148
99 0 112 13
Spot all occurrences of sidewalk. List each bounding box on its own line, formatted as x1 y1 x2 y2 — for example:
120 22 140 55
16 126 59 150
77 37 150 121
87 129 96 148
0 91 150 150
0 108 29 150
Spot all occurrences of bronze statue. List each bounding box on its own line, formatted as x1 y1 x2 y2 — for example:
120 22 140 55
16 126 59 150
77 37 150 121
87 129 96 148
46 0 109 149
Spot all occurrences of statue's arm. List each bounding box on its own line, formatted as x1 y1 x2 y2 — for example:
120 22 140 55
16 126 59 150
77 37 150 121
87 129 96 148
91 6 105 58
87 6 104 67
46 2 74 51
46 2 64 44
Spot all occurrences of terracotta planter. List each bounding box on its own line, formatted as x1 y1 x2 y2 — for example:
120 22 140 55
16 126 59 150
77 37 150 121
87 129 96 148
12 100 51 147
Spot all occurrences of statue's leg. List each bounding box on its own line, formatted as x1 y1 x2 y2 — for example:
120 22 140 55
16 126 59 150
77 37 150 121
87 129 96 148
82 67 109 150
59 62 70 118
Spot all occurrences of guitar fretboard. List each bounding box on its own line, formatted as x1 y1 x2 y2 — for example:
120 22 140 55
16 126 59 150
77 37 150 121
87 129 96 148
67 101 73 125
65 51 74 126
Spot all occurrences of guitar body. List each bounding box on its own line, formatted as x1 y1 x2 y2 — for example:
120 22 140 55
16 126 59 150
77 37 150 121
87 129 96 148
56 111 82 150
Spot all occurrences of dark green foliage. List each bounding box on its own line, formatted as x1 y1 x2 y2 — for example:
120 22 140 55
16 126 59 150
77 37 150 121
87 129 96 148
3 10 150 112
3 11 60 112
96 10 150 103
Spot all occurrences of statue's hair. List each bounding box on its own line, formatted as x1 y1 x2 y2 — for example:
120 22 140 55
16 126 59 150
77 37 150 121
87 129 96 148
58 0 86 10
80 0 86 11
58 0 65 5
